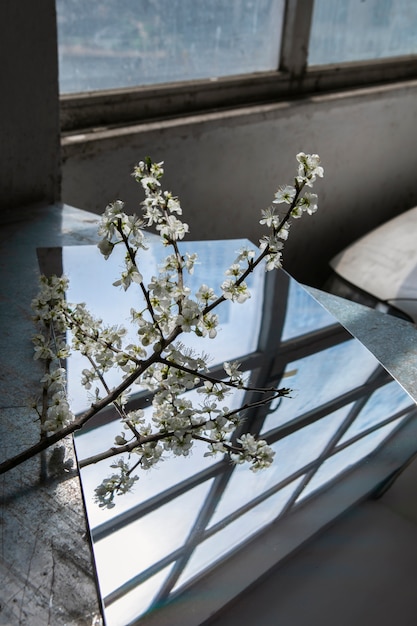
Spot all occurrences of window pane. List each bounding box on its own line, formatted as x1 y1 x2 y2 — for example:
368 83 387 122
172 477 304 592
57 0 285 93
104 565 174 626
260 340 379 432
296 416 406 502
208 405 350 528
309 0 417 65
93 479 215 597
281 277 336 341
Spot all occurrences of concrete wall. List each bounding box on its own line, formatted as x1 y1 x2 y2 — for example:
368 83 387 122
0 1 61 211
62 80 417 286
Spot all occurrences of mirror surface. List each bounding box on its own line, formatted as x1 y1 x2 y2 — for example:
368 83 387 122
39 240 417 626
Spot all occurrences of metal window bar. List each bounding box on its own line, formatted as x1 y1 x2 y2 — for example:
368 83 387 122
280 0 315 76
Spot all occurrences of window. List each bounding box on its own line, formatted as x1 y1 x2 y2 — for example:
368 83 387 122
58 0 417 133
309 0 417 65
57 0 286 93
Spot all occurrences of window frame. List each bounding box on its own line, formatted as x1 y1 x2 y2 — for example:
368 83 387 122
60 0 417 134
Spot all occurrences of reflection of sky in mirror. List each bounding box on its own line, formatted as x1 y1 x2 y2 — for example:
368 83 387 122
93 479 215 597
63 241 263 414
296 416 407 503
208 405 351 528
338 381 413 444
261 341 380 433
281 277 335 340
104 565 174 626
172 477 305 593
53 240 417 626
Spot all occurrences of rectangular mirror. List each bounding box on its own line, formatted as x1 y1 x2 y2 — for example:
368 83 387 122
39 240 417 626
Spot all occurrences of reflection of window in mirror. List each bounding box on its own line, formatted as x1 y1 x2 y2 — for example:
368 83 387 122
43 239 417 626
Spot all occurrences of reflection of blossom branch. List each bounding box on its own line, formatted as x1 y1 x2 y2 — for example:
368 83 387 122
0 153 324 501
63 308 142 366
84 352 141 441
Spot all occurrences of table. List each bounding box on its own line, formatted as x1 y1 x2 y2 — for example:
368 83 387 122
1 203 416 626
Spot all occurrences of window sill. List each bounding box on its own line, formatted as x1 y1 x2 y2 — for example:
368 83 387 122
60 56 417 134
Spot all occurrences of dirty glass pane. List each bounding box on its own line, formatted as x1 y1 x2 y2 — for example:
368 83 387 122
309 0 417 65
56 0 285 93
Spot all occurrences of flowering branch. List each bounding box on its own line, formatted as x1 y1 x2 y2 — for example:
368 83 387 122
0 153 323 509
78 386 288 469
157 356 290 395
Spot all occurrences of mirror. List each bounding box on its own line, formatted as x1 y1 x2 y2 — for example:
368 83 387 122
38 240 417 626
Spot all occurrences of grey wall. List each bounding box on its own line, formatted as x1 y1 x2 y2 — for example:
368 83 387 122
0 1 61 212
62 80 417 286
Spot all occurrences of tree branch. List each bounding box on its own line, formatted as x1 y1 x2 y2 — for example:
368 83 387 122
77 389 286 468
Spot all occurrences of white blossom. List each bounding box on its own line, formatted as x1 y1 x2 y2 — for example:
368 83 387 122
196 284 216 304
40 367 67 394
164 191 182 214
97 238 115 259
234 247 256 264
277 222 290 240
113 259 143 291
224 360 243 385
156 215 189 242
260 206 281 229
298 192 318 215
98 200 126 239
28 152 323 505
200 312 219 338
273 185 296 204
221 279 251 303
233 433 275 471
184 252 198 274
176 299 201 333
43 392 74 432
296 152 324 187
142 198 163 226
94 459 139 509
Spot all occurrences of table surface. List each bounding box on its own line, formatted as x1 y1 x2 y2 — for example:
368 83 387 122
0 203 416 626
